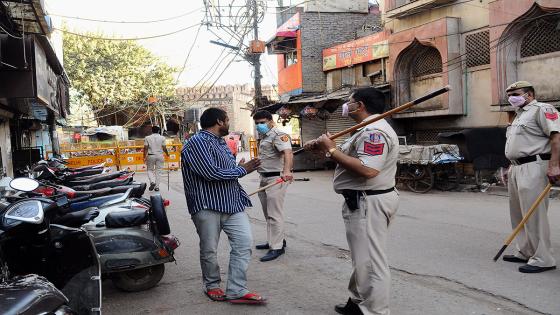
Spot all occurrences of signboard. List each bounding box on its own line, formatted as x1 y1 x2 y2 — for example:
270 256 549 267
277 12 300 34
322 31 390 71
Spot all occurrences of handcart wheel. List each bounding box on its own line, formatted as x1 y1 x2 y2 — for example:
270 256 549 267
405 165 434 193
434 164 460 191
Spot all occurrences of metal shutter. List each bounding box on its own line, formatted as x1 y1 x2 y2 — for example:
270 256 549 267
326 107 355 145
300 117 326 143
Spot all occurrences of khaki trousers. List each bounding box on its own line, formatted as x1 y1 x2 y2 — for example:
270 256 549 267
146 154 164 188
508 160 556 267
258 175 289 250
343 191 399 315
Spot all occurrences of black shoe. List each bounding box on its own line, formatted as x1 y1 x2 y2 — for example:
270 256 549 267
519 264 556 273
255 239 286 250
334 298 363 315
503 255 529 264
154 187 160 192
149 183 155 191
260 249 285 262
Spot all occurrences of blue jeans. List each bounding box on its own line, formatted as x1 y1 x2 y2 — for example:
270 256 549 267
192 209 252 299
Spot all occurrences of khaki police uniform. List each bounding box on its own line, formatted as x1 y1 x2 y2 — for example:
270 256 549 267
144 133 166 189
505 99 558 268
333 115 399 315
257 127 292 250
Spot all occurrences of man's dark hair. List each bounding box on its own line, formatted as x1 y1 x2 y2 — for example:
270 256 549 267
200 108 228 129
351 87 386 114
253 110 273 121
522 87 536 98
152 126 161 134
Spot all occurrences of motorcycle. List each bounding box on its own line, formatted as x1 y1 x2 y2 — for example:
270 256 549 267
0 177 102 314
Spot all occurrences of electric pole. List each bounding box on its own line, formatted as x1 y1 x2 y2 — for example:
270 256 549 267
252 0 263 108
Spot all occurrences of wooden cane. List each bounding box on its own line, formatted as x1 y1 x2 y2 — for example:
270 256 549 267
493 183 552 261
248 178 284 196
293 85 452 155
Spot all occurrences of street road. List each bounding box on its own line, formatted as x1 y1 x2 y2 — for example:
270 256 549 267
102 167 559 315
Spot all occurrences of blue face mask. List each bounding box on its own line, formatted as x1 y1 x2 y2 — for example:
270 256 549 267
256 123 270 134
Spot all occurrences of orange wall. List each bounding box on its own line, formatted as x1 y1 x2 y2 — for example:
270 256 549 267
278 31 303 96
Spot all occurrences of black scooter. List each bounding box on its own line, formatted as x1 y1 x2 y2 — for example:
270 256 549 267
0 177 102 314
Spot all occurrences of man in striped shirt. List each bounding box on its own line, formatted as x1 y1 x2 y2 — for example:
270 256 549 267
181 107 266 305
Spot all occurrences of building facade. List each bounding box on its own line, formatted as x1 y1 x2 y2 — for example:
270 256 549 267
177 84 277 137
381 0 560 143
0 1 69 176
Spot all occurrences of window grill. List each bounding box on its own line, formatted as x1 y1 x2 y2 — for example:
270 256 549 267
520 18 560 58
466 30 490 68
412 47 442 77
415 129 454 145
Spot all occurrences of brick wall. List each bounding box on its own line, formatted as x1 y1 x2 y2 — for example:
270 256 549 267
300 12 381 93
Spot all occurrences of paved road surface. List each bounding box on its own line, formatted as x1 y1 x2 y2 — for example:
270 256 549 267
102 168 559 315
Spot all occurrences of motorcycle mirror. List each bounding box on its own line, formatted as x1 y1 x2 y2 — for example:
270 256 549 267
9 177 40 192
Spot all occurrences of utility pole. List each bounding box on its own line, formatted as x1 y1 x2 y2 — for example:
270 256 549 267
251 0 263 108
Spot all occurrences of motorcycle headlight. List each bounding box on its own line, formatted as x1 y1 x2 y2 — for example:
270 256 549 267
5 200 44 224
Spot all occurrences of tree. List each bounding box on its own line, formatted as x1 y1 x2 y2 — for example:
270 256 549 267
63 32 178 126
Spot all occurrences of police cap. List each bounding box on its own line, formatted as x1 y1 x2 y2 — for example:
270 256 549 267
506 81 533 92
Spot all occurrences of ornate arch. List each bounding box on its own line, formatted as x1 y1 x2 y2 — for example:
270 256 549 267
496 3 560 103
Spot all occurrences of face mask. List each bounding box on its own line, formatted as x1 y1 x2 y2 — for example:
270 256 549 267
508 94 527 108
256 123 270 134
341 102 359 117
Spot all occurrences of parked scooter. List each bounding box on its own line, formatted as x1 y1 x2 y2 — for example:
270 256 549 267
13 176 180 292
0 177 102 314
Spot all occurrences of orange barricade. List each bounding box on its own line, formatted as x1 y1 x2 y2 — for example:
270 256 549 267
49 139 182 171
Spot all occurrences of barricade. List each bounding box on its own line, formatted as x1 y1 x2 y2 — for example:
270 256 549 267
48 139 182 171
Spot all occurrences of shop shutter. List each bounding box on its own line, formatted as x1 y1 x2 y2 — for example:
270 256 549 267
300 117 326 143
326 106 355 146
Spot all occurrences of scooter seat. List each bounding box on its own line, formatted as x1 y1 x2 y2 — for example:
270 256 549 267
105 210 148 228
53 208 100 228
0 274 68 315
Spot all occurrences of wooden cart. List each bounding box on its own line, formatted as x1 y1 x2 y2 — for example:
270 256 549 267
396 142 463 193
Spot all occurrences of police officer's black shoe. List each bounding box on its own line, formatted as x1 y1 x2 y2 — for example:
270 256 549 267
149 183 155 191
334 298 363 315
255 239 286 250
259 248 285 262
503 255 528 263
518 264 556 273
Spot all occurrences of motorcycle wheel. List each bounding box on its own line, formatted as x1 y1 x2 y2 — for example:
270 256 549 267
150 195 171 235
111 264 165 292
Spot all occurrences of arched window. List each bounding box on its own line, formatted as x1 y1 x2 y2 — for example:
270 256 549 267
520 17 560 58
412 46 442 77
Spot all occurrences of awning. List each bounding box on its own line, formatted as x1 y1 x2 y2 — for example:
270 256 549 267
275 30 297 38
259 84 391 113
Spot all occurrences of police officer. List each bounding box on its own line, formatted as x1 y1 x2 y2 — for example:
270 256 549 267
304 87 398 315
253 110 293 262
503 81 559 273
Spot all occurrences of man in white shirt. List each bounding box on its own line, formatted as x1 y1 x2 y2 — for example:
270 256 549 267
143 126 169 191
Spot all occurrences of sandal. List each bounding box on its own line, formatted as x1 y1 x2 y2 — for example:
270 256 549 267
228 292 267 305
205 288 226 301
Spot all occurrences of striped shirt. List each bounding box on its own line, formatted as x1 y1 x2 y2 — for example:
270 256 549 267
181 130 251 215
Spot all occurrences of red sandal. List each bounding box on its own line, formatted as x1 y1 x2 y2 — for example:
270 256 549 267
205 288 226 301
228 292 267 305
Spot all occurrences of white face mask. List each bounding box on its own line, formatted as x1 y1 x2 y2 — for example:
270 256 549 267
508 93 528 108
341 102 359 117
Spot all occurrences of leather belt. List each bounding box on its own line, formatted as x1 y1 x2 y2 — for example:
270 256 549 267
511 154 551 166
261 172 281 177
342 187 395 196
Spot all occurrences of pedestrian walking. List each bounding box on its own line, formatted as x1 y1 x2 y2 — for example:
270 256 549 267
226 135 238 158
304 87 399 315
503 81 559 273
253 110 293 262
181 107 266 305
143 125 169 192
